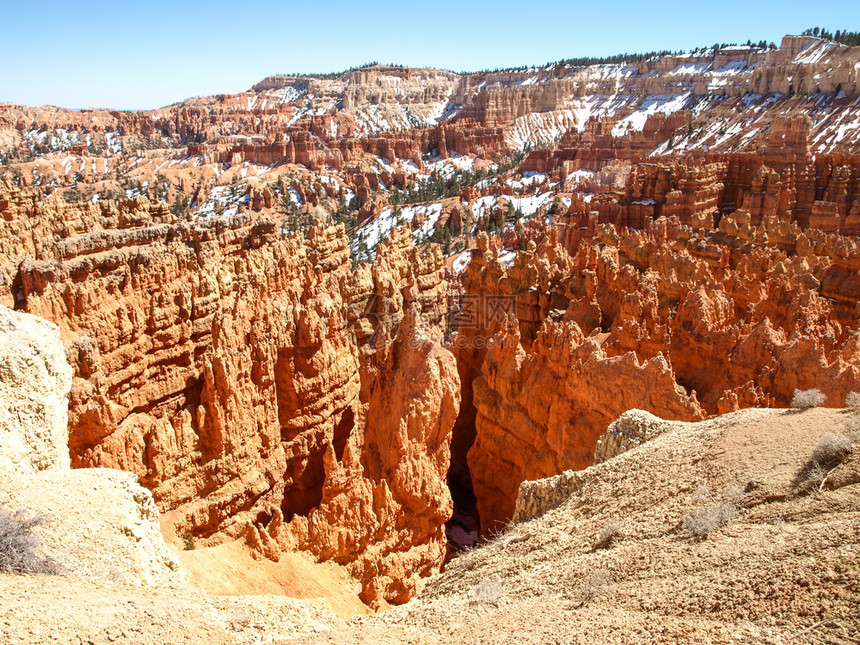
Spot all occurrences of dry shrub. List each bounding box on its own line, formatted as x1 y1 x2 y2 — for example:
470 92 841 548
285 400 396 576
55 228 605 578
810 433 854 466
791 389 826 409
0 505 62 575
681 503 737 539
795 432 856 493
182 532 195 551
797 462 831 494
723 482 746 504
471 575 504 606
593 520 622 550
578 569 611 605
845 392 860 408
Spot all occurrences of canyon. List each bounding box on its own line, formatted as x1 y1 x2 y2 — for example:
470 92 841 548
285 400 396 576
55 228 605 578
1 33 860 617
1 196 458 604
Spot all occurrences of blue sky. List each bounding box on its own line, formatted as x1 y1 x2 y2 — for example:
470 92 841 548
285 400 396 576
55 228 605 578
1 1 857 110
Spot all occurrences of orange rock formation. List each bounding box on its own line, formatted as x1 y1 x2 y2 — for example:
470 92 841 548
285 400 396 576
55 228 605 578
1 180 458 605
453 220 860 533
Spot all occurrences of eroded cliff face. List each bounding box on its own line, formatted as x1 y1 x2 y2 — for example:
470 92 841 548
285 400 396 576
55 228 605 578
2 182 458 604
5 37 860 176
538 116 860 245
469 319 704 531
455 220 860 533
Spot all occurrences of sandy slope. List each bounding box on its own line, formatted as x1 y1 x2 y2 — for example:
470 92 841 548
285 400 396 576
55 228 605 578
2 407 858 644
286 408 860 644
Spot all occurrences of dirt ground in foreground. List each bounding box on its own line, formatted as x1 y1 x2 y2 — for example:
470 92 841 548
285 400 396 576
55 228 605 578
2 408 859 644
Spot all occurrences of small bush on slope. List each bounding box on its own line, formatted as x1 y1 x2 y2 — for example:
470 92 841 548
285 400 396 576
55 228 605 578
681 503 737 539
0 505 62 575
810 433 854 466
471 575 504 606
182 532 195 551
593 519 622 550
572 570 611 608
791 389 826 409
723 482 746 504
795 432 857 493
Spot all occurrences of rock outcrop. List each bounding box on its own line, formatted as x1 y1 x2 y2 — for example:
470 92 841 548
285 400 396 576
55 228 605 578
593 408 675 464
511 469 586 524
513 407 684 525
0 306 73 474
469 320 704 532
0 305 179 585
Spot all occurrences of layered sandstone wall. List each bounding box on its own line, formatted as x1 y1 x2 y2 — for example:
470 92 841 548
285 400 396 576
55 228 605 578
547 116 860 255
5 182 459 604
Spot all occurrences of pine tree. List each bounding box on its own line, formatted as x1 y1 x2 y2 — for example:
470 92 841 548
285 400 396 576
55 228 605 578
442 227 452 255
279 193 300 232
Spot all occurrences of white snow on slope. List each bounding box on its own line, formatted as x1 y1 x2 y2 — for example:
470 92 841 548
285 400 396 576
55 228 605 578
269 86 307 104
612 93 692 136
668 62 712 75
793 41 836 65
